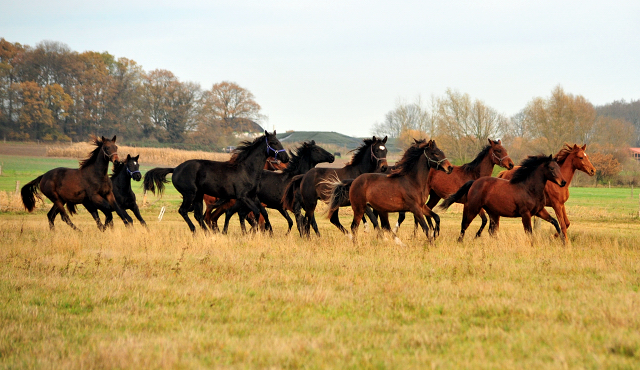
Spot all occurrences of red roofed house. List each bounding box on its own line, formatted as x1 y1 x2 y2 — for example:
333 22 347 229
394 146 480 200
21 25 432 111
631 148 640 160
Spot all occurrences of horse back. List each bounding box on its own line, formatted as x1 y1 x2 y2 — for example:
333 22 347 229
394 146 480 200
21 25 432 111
173 159 258 199
429 166 478 199
40 167 110 203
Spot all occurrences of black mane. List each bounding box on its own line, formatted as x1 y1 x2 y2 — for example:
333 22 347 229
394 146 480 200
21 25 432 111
460 145 491 174
283 142 311 175
510 155 553 184
230 134 266 164
111 159 126 178
388 139 427 178
346 138 376 166
79 136 104 169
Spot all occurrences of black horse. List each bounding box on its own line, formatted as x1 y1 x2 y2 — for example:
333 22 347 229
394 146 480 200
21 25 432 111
214 140 335 234
102 154 147 228
143 131 289 233
282 136 389 237
21 135 132 231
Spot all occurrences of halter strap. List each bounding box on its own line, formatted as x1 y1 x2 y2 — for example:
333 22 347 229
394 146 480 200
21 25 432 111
424 150 448 169
492 151 510 165
126 167 141 177
370 145 387 163
266 137 286 161
102 146 117 160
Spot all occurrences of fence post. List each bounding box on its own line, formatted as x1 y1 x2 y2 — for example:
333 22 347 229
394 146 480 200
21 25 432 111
15 180 20 194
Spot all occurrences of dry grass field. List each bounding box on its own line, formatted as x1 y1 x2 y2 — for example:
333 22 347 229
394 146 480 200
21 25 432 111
1 142 639 368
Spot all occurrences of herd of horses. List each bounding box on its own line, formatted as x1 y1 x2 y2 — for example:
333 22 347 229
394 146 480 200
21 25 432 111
20 131 597 244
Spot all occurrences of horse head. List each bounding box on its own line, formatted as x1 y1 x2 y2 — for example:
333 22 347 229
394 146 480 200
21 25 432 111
572 144 596 176
371 136 389 172
545 155 567 187
125 154 142 181
489 139 515 170
423 140 453 174
307 140 335 165
265 130 290 163
101 135 119 163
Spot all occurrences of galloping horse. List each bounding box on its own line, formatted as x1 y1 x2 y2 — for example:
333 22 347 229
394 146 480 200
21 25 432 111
281 136 389 237
106 154 146 228
212 140 335 234
497 143 595 242
394 139 515 235
21 135 132 231
332 139 453 244
203 157 288 231
439 155 566 241
143 131 289 233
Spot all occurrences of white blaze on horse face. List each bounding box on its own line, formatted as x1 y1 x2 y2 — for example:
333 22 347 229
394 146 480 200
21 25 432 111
379 145 386 150
134 161 138 166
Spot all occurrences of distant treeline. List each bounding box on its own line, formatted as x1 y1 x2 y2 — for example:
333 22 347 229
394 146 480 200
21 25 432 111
0 38 265 149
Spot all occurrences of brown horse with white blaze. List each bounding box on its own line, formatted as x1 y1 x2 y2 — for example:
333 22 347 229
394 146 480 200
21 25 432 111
439 155 566 242
497 143 595 242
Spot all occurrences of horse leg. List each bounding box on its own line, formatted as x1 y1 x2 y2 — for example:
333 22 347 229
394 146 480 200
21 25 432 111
55 200 80 231
84 202 106 231
329 207 348 234
279 209 294 235
177 192 198 233
550 203 568 242
130 204 147 228
409 207 432 243
487 212 500 236
394 211 405 233
458 205 478 242
192 192 209 233
536 208 564 242
47 205 59 230
222 201 241 234
421 205 440 239
475 209 488 238
364 206 379 229
203 201 216 230
521 212 533 234
421 193 441 236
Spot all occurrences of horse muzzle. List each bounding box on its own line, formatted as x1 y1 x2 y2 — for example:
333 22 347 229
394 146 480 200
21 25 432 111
446 165 454 174
132 172 142 181
559 180 567 187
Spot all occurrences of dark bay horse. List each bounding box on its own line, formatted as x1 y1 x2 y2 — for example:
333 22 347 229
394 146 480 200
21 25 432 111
203 157 289 231
497 143 595 242
394 139 515 235
20 135 132 231
335 139 453 244
281 136 389 237
106 154 146 228
439 155 566 242
143 131 289 233
213 140 335 234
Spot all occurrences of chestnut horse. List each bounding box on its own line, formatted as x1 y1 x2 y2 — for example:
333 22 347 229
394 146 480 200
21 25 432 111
439 155 566 241
20 135 132 231
203 157 288 231
282 136 389 237
394 139 515 235
497 143 595 242
338 139 453 244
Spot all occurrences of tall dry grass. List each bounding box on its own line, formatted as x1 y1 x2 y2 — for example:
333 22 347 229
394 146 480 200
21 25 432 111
47 143 230 166
1 207 639 369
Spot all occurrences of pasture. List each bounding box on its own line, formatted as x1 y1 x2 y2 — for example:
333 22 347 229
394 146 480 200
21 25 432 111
1 148 639 369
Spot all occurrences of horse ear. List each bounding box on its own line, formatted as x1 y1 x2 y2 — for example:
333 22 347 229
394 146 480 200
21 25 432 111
101 136 107 142
111 135 116 142
134 155 139 161
126 154 131 160
264 130 268 136
273 130 277 135
311 140 315 145
488 138 493 145
372 136 377 141
497 139 501 144
382 136 387 144
582 144 587 150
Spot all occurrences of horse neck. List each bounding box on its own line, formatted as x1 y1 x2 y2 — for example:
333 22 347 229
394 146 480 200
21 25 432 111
476 151 496 178
88 151 111 177
558 155 578 187
348 149 377 175
112 169 131 190
240 143 271 174
521 166 549 196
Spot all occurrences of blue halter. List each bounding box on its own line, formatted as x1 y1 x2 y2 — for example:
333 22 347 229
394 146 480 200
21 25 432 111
127 167 141 178
266 137 286 161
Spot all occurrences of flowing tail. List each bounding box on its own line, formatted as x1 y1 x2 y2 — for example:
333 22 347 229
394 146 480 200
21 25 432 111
142 167 174 197
21 175 44 212
282 174 304 212
327 178 353 216
438 180 475 211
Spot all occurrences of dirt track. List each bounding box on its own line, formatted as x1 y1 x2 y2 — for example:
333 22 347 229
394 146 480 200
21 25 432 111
0 142 48 157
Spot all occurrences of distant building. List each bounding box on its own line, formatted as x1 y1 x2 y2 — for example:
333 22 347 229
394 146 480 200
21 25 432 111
631 148 640 160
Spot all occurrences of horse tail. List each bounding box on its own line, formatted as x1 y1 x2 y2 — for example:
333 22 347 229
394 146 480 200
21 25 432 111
282 174 304 211
21 175 44 212
438 180 475 211
142 167 174 197
327 179 353 216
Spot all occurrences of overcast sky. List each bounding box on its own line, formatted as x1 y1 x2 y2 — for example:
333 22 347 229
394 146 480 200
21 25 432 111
3 0 639 137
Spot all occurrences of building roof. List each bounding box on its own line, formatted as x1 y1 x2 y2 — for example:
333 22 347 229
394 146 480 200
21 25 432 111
630 148 640 154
